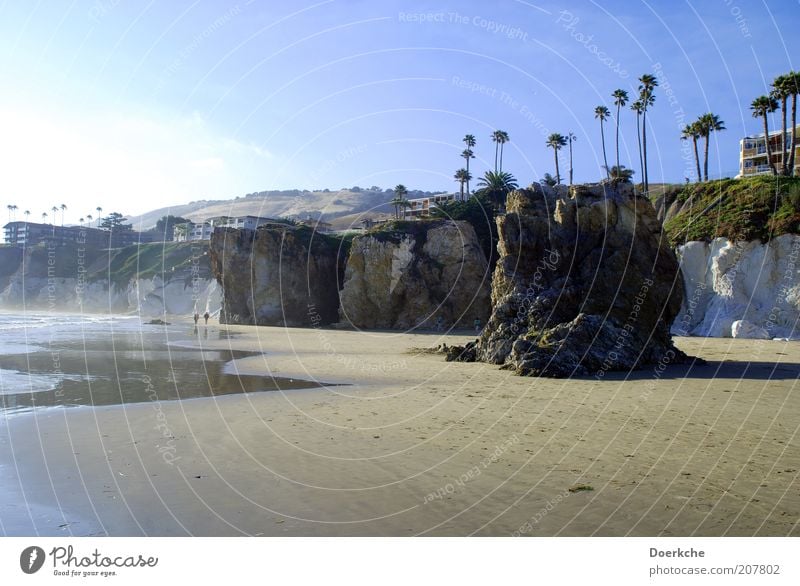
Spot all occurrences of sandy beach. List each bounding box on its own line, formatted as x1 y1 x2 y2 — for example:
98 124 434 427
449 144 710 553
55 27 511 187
1 323 798 537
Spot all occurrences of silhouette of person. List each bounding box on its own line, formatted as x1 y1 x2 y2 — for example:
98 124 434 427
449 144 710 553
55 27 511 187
473 317 482 333
203 311 210 325
193 312 199 325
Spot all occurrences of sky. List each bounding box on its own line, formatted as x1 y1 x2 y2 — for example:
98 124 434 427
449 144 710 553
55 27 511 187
0 0 798 223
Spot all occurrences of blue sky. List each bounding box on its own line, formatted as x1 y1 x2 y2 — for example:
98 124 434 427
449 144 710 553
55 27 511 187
0 0 798 222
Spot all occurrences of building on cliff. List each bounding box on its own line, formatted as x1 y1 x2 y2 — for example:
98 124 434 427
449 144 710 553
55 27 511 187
3 221 158 248
174 215 275 242
737 123 800 177
402 193 456 219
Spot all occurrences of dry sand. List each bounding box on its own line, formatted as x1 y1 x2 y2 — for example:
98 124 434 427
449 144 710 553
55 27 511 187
1 324 798 536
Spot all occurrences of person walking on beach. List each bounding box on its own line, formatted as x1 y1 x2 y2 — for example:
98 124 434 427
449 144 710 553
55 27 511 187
473 317 482 333
436 316 444 332
203 311 210 325
193 312 199 325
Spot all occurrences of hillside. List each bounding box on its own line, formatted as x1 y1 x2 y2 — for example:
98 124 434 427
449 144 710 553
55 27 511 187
126 187 446 231
659 175 800 245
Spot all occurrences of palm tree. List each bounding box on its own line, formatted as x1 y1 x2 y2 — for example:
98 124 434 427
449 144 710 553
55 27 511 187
41 212 48 223
751 95 779 175
491 130 509 172
546 133 568 184
790 71 800 176
23 210 30 223
96 206 102 227
463 134 476 194
79 217 84 226
603 165 635 183
454 168 471 201
390 184 408 219
541 173 557 187
680 122 702 182
638 74 658 193
60 203 67 226
567 132 577 185
476 170 518 210
697 113 726 181
771 74 791 174
86 214 93 226
6 205 12 221
461 149 474 198
595 106 611 179
612 89 629 172
51 206 58 221
631 100 644 189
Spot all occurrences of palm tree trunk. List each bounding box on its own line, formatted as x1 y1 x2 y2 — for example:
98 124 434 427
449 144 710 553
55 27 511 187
615 104 621 171
790 93 798 176
494 143 499 173
636 113 643 191
692 136 701 182
568 141 574 186
465 159 471 196
642 108 649 193
499 144 504 173
703 134 710 182
601 120 609 180
780 96 788 175
554 149 561 185
763 114 776 175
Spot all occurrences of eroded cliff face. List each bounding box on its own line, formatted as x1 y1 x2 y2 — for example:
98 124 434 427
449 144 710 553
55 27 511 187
210 224 344 326
674 235 800 339
0 244 219 316
338 220 491 329
451 182 686 377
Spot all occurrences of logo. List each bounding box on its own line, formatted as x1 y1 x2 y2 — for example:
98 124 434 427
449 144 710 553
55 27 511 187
20 546 46 574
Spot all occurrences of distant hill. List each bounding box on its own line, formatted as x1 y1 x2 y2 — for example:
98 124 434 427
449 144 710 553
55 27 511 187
126 187 448 231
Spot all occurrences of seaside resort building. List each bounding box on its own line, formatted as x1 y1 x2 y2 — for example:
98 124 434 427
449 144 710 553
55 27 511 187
737 124 800 178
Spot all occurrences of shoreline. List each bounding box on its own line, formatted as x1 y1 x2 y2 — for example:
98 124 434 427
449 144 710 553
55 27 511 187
1 323 798 536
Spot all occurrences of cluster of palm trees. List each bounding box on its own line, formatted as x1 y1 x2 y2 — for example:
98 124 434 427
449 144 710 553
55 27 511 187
453 130 514 202
5 204 105 228
749 71 799 176
680 114 726 182
389 184 409 219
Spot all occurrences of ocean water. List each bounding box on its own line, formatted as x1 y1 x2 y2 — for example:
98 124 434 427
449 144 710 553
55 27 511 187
0 312 320 415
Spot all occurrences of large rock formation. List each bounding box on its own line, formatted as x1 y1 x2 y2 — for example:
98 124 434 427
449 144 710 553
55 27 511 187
673 235 799 339
453 182 687 377
210 224 344 326
338 220 491 329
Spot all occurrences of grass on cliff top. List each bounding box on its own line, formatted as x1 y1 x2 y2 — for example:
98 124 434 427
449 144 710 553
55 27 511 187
662 175 800 245
101 242 210 288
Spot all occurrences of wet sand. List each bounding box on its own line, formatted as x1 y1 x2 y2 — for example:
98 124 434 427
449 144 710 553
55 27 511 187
1 324 798 536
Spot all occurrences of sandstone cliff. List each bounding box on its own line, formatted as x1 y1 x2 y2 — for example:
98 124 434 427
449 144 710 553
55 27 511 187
451 182 686 377
338 220 491 329
210 224 344 326
674 234 799 339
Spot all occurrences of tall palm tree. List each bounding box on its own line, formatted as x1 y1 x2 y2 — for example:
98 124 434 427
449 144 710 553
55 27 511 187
751 95 779 175
79 217 84 226
638 74 658 193
463 134 476 194
546 133 568 185
60 203 67 226
491 130 509 172
41 212 48 223
476 170 518 210
454 168 471 200
51 206 58 221
86 214 93 226
567 132 577 186
391 184 408 219
23 210 30 223
680 122 702 182
784 71 799 176
461 148 474 197
595 106 611 179
771 74 791 174
631 100 644 189
697 113 726 182
96 206 102 227
612 89 629 172
6 205 12 221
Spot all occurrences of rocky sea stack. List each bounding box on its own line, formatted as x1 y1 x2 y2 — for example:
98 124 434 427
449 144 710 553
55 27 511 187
450 182 688 377
338 219 491 329
210 223 345 326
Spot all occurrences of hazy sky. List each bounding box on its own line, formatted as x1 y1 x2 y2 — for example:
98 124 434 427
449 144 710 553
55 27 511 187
0 0 797 222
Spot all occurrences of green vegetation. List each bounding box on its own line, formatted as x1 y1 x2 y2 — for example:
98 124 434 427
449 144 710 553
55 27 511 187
103 242 208 287
662 175 800 245
431 193 498 269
